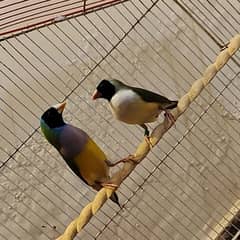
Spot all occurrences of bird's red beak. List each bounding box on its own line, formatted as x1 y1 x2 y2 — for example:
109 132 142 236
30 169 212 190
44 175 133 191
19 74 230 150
92 90 102 100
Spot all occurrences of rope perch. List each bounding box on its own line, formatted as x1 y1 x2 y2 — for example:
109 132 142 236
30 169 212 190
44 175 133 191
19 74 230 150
56 33 240 240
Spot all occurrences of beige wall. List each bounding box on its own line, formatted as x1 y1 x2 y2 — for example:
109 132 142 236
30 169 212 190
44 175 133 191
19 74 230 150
0 0 239 239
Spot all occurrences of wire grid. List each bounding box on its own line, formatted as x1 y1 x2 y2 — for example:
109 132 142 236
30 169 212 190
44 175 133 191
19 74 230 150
0 0 240 239
0 0 127 37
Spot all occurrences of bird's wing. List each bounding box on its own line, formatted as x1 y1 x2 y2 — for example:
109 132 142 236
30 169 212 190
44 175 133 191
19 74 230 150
132 87 178 109
66 159 89 185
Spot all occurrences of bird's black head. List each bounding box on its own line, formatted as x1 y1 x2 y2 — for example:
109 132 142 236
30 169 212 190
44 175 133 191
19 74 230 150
92 79 116 101
41 102 66 128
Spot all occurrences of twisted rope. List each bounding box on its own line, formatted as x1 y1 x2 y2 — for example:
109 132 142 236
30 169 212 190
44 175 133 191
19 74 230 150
56 33 240 240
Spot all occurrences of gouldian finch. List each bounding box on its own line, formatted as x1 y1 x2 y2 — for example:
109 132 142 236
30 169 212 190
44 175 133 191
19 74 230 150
92 79 178 140
40 101 120 206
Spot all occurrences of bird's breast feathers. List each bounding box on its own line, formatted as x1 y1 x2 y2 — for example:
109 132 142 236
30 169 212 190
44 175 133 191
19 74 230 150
110 89 161 124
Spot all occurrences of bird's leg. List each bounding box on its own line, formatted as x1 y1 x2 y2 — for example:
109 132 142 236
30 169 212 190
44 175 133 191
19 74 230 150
106 154 136 167
164 110 176 126
139 124 153 148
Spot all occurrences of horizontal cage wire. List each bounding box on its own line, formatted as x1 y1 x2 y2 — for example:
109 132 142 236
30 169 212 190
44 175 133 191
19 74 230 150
0 0 240 240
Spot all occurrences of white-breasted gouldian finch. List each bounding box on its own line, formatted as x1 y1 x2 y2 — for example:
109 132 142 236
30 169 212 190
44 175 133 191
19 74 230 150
40 101 120 206
92 79 178 143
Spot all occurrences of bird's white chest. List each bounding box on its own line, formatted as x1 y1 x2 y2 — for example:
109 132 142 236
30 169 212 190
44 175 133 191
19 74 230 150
109 89 160 124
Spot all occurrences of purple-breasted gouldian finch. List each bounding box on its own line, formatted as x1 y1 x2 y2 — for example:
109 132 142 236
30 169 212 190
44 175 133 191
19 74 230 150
40 101 120 206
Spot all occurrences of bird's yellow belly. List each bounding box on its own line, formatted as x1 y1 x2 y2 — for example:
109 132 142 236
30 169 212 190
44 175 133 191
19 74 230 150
73 138 109 186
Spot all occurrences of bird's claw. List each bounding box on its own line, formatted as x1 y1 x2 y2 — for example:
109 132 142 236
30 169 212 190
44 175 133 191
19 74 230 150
144 135 153 149
164 111 176 127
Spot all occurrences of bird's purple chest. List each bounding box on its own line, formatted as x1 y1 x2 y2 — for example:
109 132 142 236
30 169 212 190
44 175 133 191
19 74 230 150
59 125 88 159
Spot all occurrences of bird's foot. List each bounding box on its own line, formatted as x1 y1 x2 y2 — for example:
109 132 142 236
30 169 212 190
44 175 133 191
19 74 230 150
107 155 136 167
164 110 176 127
144 135 153 149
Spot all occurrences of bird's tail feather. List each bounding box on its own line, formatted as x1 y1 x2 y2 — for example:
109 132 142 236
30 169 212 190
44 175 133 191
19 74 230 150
110 192 121 207
165 100 178 110
93 182 121 207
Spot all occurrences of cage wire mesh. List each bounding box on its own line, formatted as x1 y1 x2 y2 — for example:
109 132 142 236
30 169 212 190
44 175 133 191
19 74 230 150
0 0 240 239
